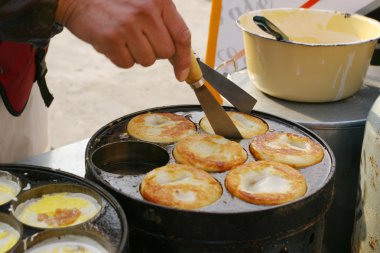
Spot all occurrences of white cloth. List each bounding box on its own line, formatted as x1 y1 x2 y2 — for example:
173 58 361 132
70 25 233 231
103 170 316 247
0 84 50 163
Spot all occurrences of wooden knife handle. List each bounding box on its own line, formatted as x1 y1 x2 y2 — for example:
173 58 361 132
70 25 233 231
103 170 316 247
185 51 203 84
169 50 223 104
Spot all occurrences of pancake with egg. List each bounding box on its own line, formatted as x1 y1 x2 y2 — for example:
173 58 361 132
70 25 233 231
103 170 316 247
25 235 108 253
173 134 247 172
140 164 222 210
225 161 307 205
200 111 268 138
250 132 324 168
14 192 101 228
0 176 20 206
0 222 20 252
127 112 196 143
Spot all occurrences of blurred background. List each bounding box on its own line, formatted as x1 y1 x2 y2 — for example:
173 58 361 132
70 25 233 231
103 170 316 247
45 0 211 148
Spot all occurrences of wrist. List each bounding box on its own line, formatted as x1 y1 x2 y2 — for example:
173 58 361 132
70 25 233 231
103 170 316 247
55 0 76 26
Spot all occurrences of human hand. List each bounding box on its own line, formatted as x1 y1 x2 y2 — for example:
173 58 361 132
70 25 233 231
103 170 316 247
56 0 191 81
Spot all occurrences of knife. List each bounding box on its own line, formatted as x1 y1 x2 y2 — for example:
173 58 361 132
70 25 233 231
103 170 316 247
197 59 257 114
185 53 243 139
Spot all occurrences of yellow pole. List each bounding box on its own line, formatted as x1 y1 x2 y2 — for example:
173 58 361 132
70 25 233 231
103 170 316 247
204 0 223 104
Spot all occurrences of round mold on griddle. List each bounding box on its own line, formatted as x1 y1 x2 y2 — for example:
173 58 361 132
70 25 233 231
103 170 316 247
0 212 23 253
10 183 104 230
14 229 113 253
86 106 334 213
0 170 22 207
91 140 170 176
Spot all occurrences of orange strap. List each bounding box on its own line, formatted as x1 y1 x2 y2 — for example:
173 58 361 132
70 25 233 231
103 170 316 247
300 0 320 8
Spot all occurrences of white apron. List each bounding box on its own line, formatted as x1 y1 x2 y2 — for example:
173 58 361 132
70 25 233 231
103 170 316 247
0 85 50 163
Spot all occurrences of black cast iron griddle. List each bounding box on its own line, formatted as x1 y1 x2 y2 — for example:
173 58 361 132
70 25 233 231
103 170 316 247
0 164 128 252
85 105 334 213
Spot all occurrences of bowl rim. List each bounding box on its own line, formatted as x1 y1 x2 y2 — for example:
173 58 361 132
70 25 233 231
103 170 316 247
14 228 113 253
236 8 380 47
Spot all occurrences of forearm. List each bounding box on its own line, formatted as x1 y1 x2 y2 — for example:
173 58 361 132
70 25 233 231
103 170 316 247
0 0 62 46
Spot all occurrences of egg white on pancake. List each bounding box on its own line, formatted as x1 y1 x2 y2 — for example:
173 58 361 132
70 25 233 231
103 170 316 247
200 111 268 138
249 132 324 168
127 112 196 143
25 235 108 253
140 164 222 210
0 222 20 252
0 178 20 206
225 161 307 205
14 192 101 228
173 134 247 172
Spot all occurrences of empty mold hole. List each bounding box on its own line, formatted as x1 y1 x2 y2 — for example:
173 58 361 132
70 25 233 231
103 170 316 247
91 141 170 175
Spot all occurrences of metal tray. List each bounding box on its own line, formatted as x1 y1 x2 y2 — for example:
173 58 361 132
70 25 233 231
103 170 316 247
0 164 128 253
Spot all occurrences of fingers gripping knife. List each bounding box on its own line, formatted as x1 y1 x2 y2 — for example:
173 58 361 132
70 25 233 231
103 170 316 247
185 53 243 139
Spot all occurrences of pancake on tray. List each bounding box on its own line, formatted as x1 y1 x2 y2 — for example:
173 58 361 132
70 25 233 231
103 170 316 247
0 176 21 206
249 132 324 168
140 164 222 210
173 134 247 172
14 192 101 228
25 235 108 253
200 111 268 138
0 221 20 252
225 161 307 205
127 112 196 143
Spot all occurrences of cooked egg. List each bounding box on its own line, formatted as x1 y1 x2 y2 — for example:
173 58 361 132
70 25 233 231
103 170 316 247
0 222 20 253
15 192 101 228
25 235 108 253
0 178 21 206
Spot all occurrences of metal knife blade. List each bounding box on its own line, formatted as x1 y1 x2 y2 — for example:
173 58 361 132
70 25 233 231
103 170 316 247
194 84 243 139
183 51 242 139
197 59 257 114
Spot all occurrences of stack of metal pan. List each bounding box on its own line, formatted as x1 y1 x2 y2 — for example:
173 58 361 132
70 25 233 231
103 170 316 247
0 164 128 253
